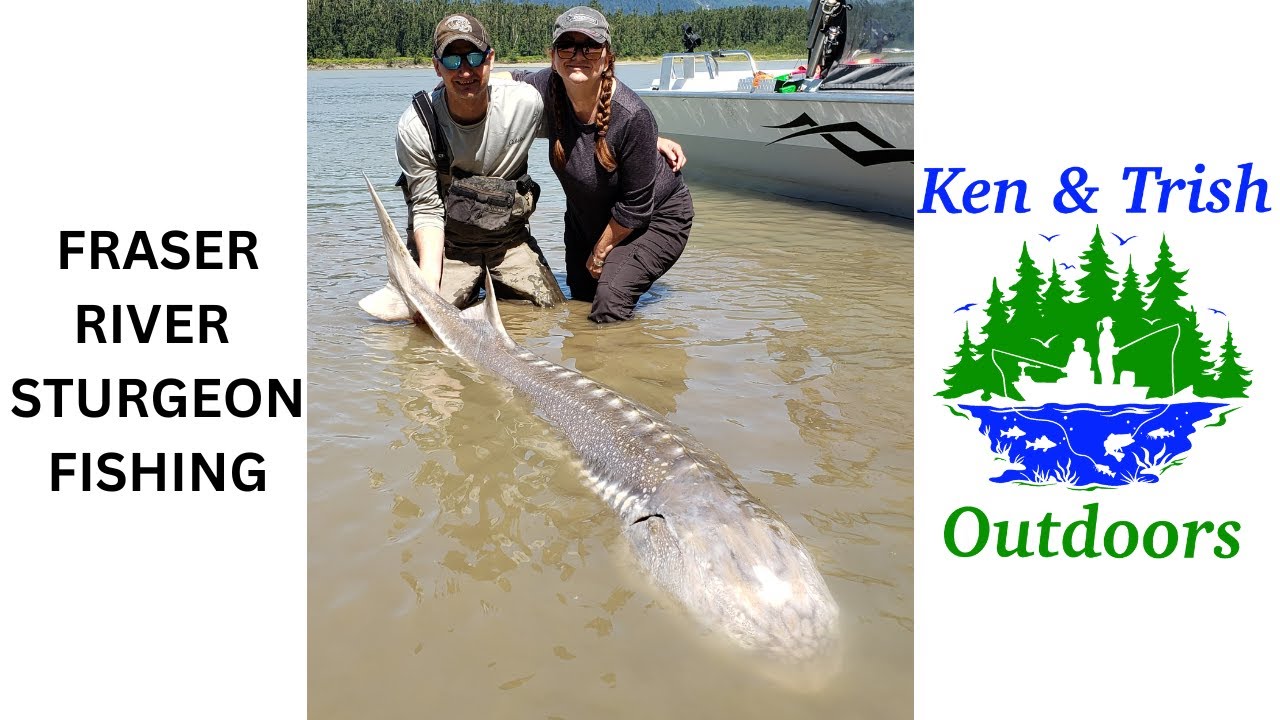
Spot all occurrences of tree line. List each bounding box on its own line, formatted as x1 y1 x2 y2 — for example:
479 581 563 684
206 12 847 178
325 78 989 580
939 229 1251 402
308 0 914 61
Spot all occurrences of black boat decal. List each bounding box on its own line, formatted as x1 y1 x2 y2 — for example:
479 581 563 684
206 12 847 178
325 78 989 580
764 113 913 167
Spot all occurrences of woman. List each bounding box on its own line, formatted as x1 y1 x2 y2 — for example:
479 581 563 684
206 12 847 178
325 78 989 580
518 7 694 323
1097 317 1117 385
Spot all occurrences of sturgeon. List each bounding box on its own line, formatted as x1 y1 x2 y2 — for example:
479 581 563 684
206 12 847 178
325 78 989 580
361 177 840 679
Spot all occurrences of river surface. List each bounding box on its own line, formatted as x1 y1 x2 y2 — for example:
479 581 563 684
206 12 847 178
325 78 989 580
308 65 913 719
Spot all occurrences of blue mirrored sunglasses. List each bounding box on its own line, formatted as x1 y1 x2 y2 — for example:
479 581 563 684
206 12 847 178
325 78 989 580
438 50 488 70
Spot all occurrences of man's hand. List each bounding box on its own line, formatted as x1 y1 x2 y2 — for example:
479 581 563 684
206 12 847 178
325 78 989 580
657 137 686 172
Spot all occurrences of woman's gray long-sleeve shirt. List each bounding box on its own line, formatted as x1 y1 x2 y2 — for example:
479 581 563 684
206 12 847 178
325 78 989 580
519 69 684 240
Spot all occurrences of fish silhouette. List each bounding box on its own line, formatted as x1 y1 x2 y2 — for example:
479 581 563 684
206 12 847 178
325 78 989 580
1147 428 1176 439
1104 433 1135 461
1026 436 1057 451
1000 426 1026 439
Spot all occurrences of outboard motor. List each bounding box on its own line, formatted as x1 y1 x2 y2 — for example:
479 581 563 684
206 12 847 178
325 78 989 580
681 24 702 53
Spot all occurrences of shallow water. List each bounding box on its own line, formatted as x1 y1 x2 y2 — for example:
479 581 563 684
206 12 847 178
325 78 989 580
308 67 913 719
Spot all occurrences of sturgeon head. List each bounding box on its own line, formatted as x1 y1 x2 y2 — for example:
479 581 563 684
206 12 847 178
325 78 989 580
621 454 842 683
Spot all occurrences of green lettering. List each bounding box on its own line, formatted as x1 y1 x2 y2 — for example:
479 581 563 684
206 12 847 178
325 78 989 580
1142 521 1178 558
1181 521 1215 558
1036 512 1061 557
1215 521 1242 558
995 520 1034 558
1104 520 1139 558
1064 502 1102 558
944 506 989 557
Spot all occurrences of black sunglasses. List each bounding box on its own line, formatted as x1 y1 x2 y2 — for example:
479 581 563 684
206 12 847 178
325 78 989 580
554 40 604 60
438 50 488 70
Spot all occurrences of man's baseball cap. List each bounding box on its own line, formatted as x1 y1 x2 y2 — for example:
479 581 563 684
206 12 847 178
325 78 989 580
434 13 491 57
552 7 610 45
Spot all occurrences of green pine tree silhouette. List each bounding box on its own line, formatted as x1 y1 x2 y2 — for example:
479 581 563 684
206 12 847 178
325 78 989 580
1074 226 1119 382
1110 256 1147 387
938 322 984 399
973 277 1019 400
1138 236 1216 395
1207 324 1252 398
1035 259 1074 381
1007 242 1044 331
1184 307 1217 395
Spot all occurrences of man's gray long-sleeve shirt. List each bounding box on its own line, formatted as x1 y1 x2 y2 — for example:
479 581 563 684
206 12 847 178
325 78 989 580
395 80 545 241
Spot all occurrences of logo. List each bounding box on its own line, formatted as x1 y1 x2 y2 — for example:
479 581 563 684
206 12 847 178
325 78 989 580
567 13 599 25
764 113 913 167
442 16 472 33
939 227 1249 489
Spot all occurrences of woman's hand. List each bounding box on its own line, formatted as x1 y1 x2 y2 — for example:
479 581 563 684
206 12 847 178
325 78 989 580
657 137 686 172
587 246 611 279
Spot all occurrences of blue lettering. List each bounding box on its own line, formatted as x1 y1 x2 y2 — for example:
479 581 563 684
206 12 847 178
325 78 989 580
919 168 1029 214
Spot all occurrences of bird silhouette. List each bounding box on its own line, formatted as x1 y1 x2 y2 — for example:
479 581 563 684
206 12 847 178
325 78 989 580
1038 233 1059 242
1141 316 1161 325
1112 232 1137 245
1208 307 1226 316
954 303 976 313
1059 262 1076 270
1030 335 1059 348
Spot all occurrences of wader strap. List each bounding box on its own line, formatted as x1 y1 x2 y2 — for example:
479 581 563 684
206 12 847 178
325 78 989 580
395 89 451 242
411 89 451 173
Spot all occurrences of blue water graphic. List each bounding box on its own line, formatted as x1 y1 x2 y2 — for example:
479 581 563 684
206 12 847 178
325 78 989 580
960 403 1228 487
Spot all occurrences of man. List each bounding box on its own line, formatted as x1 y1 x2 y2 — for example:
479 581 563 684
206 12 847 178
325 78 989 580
362 12 563 320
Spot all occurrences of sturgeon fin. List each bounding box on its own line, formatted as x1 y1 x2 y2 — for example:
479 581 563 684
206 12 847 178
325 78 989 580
358 173 431 325
459 268 515 348
359 283 414 321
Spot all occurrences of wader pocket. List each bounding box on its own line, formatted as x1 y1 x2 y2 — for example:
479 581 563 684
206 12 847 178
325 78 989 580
445 174 539 233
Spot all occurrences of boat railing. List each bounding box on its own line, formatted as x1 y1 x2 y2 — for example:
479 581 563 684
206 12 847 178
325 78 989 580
650 49 760 91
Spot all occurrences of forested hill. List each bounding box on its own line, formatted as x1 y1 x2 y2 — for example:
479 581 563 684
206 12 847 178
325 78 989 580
308 0 913 61
533 0 807 10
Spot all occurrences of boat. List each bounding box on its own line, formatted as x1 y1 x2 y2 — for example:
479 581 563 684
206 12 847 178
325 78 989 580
636 0 914 218
1012 370 1153 407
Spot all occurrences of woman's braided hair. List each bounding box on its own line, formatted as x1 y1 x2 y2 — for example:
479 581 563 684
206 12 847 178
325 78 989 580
550 47 617 173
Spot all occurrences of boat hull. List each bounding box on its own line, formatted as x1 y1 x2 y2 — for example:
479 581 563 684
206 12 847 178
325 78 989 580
638 89 914 218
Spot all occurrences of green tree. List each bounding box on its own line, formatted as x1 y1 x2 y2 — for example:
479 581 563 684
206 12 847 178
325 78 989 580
938 323 983 399
1144 235 1188 321
1207 324 1251 398
973 277 1020 400
1109 256 1147 387
1005 242 1044 334
1071 226 1118 382
1130 236 1215 396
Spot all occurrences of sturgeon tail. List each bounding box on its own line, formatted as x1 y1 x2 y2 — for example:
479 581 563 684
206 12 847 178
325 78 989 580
356 173 514 353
